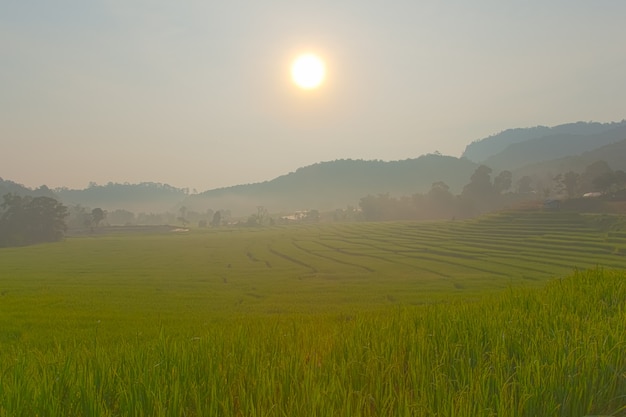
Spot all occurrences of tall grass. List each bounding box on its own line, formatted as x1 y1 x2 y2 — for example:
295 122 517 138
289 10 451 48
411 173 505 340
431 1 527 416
1 268 624 416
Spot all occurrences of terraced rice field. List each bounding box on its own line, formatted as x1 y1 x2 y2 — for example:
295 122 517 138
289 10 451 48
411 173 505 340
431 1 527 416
2 211 626 317
238 210 626 303
1 210 625 416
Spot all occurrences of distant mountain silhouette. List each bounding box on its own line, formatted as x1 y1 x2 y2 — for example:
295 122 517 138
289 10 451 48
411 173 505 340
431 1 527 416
513 138 626 180
54 182 188 212
462 121 626 162
481 124 626 172
184 155 478 216
3 119 626 217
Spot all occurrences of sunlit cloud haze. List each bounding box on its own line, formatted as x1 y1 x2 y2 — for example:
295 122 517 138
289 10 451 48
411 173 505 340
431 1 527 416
2 0 625 191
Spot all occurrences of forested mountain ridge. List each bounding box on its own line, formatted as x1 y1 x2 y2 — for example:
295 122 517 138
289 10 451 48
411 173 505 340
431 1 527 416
183 155 479 216
462 120 626 163
482 124 626 172
512 138 626 183
54 182 190 213
2 119 626 219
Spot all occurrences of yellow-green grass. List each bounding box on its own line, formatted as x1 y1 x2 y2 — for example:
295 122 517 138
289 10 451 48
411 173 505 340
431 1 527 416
1 211 626 416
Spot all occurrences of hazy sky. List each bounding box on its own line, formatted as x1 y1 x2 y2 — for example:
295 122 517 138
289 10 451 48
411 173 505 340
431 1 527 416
2 0 625 191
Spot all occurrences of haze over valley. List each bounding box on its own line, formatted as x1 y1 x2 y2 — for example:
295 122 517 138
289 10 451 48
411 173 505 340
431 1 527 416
2 119 625 220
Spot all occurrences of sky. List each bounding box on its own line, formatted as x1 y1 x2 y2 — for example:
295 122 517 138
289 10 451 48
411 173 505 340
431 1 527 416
2 0 626 192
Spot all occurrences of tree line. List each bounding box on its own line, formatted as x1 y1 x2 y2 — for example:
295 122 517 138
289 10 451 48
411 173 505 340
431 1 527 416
358 165 509 221
2 160 624 245
358 161 626 221
0 194 68 247
0 194 131 246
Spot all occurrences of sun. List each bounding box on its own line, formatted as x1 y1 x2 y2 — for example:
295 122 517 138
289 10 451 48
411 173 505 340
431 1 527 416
291 53 326 90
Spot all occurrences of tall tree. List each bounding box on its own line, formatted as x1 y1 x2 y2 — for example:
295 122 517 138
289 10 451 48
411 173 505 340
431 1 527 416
211 210 222 227
91 208 106 228
427 181 457 219
554 172 580 198
428 181 454 204
0 193 68 246
359 194 391 221
462 165 494 198
493 170 513 194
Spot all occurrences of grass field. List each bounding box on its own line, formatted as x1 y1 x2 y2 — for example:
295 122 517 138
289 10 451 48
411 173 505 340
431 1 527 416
1 210 625 416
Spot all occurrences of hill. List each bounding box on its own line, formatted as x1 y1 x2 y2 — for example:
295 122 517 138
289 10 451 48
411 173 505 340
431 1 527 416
2 156 477 217
481 124 626 172
53 182 189 213
462 120 626 162
513 138 626 182
183 155 479 216
3 119 626 217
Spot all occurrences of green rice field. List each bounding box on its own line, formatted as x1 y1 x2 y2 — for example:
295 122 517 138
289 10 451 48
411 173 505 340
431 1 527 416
1 210 625 416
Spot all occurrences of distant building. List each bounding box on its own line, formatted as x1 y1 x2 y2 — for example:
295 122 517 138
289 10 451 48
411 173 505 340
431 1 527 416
280 211 308 221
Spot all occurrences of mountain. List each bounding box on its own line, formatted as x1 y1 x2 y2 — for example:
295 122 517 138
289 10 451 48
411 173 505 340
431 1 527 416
512 138 626 181
54 182 189 213
2 156 479 217
481 124 626 172
462 120 626 162
3 119 626 218
183 155 479 216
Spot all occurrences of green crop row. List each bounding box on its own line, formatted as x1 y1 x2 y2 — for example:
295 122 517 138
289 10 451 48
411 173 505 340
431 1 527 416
1 269 624 416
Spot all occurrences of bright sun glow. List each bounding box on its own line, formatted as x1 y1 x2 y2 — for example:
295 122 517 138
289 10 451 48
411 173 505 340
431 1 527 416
291 54 326 90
